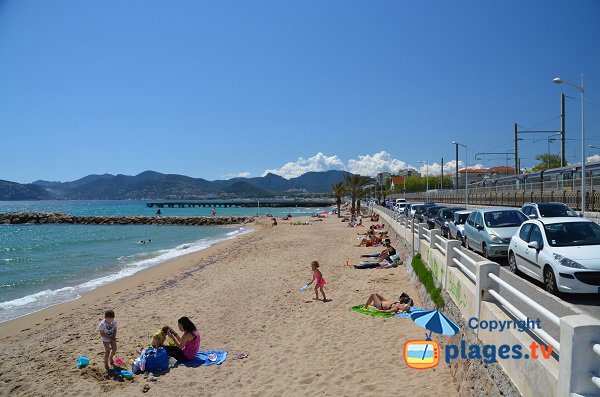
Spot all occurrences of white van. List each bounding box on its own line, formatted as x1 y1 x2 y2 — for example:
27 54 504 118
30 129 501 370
394 198 408 212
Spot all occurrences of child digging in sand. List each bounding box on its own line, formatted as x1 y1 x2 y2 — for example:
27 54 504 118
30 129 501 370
306 260 327 302
98 310 117 371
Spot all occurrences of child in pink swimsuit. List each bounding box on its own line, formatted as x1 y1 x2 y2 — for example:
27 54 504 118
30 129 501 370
308 260 327 302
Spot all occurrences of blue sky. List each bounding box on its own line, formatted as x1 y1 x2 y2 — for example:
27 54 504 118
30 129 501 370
1 0 599 183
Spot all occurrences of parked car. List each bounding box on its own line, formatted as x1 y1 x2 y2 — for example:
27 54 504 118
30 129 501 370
414 203 436 223
394 200 409 213
448 210 472 245
409 203 425 218
425 206 448 230
435 207 467 237
508 217 600 295
521 202 578 219
464 208 528 258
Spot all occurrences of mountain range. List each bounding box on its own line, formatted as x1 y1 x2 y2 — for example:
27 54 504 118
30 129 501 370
0 170 353 200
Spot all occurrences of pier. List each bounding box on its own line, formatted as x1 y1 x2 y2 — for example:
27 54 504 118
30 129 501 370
145 200 334 208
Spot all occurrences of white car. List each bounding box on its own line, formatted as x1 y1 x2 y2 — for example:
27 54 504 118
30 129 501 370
508 217 600 295
448 210 472 245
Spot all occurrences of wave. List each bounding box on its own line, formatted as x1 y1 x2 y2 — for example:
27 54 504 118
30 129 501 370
0 226 253 323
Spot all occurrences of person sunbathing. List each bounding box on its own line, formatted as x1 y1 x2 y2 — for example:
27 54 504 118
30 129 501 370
377 239 396 262
363 292 412 314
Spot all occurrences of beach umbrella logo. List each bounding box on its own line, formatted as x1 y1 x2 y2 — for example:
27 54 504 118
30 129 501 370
403 310 460 370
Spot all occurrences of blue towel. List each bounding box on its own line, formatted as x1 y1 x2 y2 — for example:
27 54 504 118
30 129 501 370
176 350 228 367
394 307 425 318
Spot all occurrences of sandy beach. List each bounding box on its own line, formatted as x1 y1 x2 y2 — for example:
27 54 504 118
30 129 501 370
0 215 459 397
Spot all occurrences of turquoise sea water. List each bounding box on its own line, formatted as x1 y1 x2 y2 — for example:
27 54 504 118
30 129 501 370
0 200 329 323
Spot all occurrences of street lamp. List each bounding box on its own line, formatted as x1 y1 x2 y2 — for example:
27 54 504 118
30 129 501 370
452 141 468 207
554 74 585 215
418 161 429 200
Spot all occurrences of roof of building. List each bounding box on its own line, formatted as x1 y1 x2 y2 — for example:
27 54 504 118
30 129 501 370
488 166 515 171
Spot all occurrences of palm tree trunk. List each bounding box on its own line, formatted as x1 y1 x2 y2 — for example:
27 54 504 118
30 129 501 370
336 198 341 218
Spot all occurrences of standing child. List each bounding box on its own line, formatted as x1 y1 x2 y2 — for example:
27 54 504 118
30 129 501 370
307 260 327 302
98 310 117 371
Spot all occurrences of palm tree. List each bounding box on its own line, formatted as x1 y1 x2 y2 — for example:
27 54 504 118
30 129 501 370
331 182 346 218
344 174 372 214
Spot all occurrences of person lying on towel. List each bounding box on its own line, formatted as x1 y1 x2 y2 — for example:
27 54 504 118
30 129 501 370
363 292 413 314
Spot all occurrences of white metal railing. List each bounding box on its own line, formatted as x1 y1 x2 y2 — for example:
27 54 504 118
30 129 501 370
593 344 600 391
488 288 560 353
434 234 447 255
422 230 431 242
488 273 560 328
452 257 476 281
452 246 477 281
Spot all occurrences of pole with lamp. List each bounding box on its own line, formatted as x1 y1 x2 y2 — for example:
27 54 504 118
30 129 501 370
452 141 468 208
554 75 585 215
418 161 429 201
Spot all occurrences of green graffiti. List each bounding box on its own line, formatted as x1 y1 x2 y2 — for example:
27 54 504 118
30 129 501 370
447 274 467 308
427 249 444 284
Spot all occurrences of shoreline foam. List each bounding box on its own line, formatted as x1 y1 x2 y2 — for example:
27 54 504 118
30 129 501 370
0 226 252 323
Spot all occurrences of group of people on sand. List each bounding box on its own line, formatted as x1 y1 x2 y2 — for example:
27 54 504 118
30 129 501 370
98 310 201 372
357 225 389 247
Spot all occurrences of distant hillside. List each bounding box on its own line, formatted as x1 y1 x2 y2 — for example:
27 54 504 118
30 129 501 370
0 180 53 200
0 169 353 200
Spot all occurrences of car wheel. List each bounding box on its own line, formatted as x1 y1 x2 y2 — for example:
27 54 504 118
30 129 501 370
482 243 489 259
458 233 465 247
509 252 520 274
543 267 559 296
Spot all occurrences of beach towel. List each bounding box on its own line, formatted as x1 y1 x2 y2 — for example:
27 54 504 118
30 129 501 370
176 350 228 367
394 307 425 318
350 305 395 317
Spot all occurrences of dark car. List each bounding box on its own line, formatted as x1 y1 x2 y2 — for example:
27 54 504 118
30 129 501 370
521 202 578 219
415 203 436 223
425 206 448 229
435 207 467 236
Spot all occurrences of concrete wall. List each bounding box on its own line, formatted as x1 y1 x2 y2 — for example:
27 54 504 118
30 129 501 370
372 206 560 397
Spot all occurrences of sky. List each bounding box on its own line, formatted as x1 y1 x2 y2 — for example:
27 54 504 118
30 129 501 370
0 0 599 183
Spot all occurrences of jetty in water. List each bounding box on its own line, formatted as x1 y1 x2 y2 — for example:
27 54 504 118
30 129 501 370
0 212 253 226
145 200 334 208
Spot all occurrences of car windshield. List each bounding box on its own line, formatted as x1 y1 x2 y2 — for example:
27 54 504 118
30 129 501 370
456 213 469 224
544 222 600 247
442 211 454 219
483 210 527 228
538 204 578 217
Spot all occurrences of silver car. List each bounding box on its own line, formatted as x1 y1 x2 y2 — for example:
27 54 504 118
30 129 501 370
464 207 528 259
448 210 472 246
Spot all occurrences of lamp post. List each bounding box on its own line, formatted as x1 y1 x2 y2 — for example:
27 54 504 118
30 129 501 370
418 161 429 201
554 74 585 215
452 141 468 207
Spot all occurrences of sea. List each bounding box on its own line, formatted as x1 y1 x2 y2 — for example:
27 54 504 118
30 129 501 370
0 200 328 323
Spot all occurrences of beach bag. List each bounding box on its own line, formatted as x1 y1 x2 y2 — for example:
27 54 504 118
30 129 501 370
140 347 169 372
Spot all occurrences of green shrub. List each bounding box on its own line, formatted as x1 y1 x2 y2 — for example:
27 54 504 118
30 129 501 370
411 253 445 308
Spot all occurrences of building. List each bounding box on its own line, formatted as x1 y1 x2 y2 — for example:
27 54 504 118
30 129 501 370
376 172 391 185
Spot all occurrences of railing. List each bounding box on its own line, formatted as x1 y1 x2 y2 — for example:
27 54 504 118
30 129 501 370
434 234 447 256
452 246 476 282
366 202 600 397
488 272 560 353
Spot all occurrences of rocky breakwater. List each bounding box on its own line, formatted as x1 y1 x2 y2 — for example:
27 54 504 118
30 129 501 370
0 212 254 226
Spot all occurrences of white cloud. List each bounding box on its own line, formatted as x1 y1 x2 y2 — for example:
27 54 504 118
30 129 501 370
261 151 481 179
587 155 600 163
262 152 345 179
346 151 407 176
223 171 251 178
414 159 478 176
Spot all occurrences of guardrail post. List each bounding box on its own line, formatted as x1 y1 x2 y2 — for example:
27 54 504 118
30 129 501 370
417 223 427 253
557 314 600 397
444 240 462 289
475 260 500 326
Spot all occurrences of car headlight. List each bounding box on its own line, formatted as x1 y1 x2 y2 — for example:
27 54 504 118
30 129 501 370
489 234 503 243
553 254 586 269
